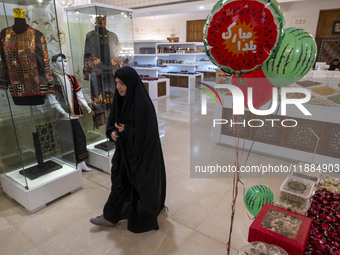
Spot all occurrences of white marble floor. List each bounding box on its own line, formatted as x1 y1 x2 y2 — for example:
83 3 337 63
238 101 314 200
0 87 294 255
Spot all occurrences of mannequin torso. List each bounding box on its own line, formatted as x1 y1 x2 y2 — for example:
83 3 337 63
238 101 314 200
0 8 53 106
51 54 91 117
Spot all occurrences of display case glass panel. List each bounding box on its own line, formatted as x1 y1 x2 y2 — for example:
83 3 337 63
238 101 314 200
0 0 76 190
65 3 134 158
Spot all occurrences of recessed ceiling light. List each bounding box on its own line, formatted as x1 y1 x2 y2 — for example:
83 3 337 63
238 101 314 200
198 5 204 10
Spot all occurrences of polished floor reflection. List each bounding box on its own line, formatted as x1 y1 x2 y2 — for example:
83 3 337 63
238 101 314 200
0 88 291 255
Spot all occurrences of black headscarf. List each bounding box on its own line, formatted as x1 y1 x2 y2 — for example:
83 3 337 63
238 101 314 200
329 58 340 71
106 66 166 230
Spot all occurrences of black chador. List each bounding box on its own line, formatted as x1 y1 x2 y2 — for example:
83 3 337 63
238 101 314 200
104 66 166 233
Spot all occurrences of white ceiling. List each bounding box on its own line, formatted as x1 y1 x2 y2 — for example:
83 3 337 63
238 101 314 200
91 0 340 19
94 0 312 17
100 0 307 9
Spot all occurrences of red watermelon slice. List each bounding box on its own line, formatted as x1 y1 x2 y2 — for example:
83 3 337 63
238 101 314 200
204 0 284 77
231 67 275 109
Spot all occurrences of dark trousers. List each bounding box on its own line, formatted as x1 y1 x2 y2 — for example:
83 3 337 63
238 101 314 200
56 119 88 163
71 119 88 163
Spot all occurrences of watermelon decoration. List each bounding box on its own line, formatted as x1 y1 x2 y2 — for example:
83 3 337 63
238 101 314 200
262 27 317 87
204 0 284 77
231 67 275 109
245 185 274 217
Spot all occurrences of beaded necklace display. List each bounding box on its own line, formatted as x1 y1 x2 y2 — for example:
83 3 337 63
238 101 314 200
95 28 108 44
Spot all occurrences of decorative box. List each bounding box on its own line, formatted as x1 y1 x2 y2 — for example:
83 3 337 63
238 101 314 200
167 37 179 43
279 175 315 207
274 195 311 216
248 203 313 255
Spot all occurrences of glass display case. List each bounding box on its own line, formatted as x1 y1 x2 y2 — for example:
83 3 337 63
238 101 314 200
0 0 82 212
65 3 134 173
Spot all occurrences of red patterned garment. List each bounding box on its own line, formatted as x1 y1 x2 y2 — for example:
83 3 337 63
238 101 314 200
51 72 83 117
0 26 54 105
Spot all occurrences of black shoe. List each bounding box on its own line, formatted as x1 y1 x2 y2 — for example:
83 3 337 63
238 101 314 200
160 206 169 214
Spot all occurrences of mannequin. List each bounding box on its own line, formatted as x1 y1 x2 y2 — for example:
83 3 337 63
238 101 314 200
83 15 123 129
50 53 92 172
0 8 54 105
84 16 121 70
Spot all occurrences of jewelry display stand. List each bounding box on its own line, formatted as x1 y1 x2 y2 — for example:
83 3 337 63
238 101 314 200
18 106 62 181
94 140 116 151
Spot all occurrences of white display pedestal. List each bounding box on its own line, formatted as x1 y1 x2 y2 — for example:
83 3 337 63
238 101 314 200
0 165 82 213
87 140 114 174
142 78 170 100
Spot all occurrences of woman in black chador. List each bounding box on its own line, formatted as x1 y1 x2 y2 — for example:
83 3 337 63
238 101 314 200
90 66 166 233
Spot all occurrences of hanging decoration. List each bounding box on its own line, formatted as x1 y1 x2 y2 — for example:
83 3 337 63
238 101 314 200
203 0 284 77
226 116 244 255
231 67 275 109
262 27 317 88
201 2 317 255
202 2 284 254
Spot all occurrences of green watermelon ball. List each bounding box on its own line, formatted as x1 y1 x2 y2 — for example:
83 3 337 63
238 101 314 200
245 185 274 217
262 27 317 88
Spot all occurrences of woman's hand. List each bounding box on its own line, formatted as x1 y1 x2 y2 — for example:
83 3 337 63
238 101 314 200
111 131 119 142
115 123 125 133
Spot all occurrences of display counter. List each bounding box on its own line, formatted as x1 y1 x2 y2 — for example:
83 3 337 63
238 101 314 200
159 73 203 89
306 70 340 79
213 82 340 164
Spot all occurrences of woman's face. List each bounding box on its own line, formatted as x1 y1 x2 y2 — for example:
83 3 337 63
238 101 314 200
115 77 127 97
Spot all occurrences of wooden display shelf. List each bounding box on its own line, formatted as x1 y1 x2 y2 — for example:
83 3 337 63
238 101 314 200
134 66 161 70
197 70 216 82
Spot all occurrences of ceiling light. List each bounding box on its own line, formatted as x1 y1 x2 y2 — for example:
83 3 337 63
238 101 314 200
198 5 204 10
